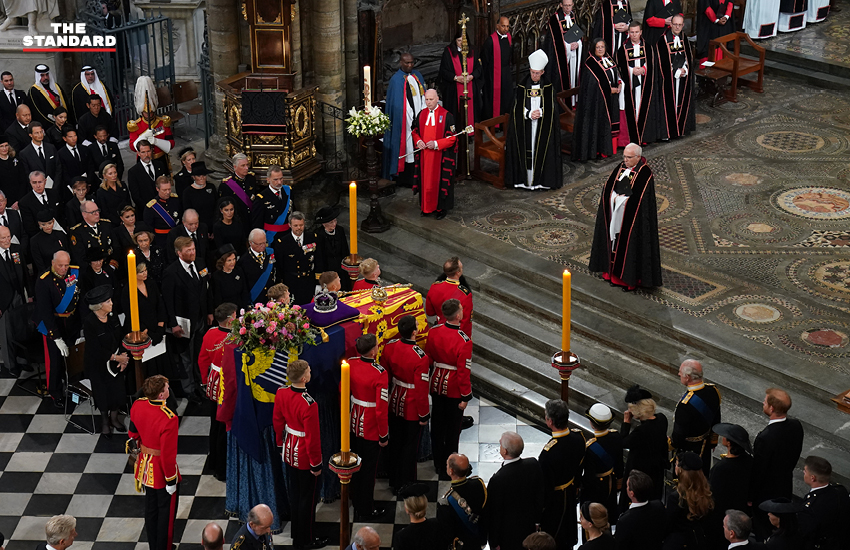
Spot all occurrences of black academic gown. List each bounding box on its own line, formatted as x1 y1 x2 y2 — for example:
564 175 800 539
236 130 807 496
593 0 633 55
696 0 735 59
479 32 514 120
439 44 481 126
505 75 562 190
588 158 663 288
545 9 587 94
616 38 668 144
657 29 696 139
642 0 683 46
572 54 620 161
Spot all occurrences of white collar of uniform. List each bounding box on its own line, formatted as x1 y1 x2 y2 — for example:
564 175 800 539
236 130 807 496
728 542 750 549
552 428 570 438
687 382 705 391
808 483 828 493
269 185 281 195
252 248 264 258
594 429 609 437
497 32 508 39
502 456 521 465
768 416 786 425
628 501 648 509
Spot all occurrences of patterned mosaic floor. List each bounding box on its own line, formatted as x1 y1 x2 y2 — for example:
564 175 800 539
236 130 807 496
443 76 850 373
756 2 850 69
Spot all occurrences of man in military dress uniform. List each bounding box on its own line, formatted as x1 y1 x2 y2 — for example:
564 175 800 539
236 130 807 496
128 375 181 550
581 403 624 527
798 456 850 550
143 178 181 249
252 165 292 243
272 360 327 550
271 211 317 305
539 399 586 550
349 334 390 521
382 315 431 490
70 200 117 270
425 256 473 336
230 504 274 550
240 228 276 306
127 76 174 166
671 359 721 476
219 153 257 228
437 453 487 550
33 250 80 406
425 298 473 480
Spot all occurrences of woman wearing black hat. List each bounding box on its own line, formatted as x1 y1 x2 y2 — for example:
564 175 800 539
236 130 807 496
0 134 26 204
212 197 246 256
96 161 132 226
759 498 803 550
182 161 217 228
620 385 669 507
663 452 718 550
212 244 250 308
313 205 352 291
79 246 117 305
173 148 195 196
708 422 753 517
83 284 131 437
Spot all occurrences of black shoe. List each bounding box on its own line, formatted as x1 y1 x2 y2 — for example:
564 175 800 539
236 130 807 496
111 419 127 433
435 210 447 220
296 537 329 549
354 507 385 521
461 416 474 430
420 211 428 217
53 397 65 410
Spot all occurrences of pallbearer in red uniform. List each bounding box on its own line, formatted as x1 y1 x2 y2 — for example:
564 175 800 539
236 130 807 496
128 375 181 550
382 315 431 491
349 334 390 521
425 256 473 337
127 76 174 167
198 303 237 482
272 360 327 550
426 298 473 480
412 89 457 220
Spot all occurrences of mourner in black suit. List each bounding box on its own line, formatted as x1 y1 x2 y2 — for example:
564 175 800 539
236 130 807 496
161 235 212 400
238 228 276 305
486 432 546 550
271 212 317 305
30 210 68 277
56 129 93 193
127 141 168 208
0 193 28 252
18 171 64 237
165 210 210 265
615 470 666 550
18 122 62 188
87 126 124 182
798 456 849 550
76 95 118 145
0 134 27 204
0 226 29 376
0 72 29 132
4 104 32 152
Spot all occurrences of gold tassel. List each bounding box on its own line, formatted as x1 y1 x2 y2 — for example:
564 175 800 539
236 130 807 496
320 327 329 343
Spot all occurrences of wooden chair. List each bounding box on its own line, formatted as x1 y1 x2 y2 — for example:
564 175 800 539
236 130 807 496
174 80 204 126
707 32 766 102
472 114 509 190
155 85 184 124
557 87 580 155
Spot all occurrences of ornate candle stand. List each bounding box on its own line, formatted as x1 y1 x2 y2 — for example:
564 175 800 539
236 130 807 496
329 451 362 549
551 351 581 404
341 254 362 283
361 137 390 233
123 331 152 390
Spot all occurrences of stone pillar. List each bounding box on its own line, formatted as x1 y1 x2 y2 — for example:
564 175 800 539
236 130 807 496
344 0 359 109
206 0 241 164
291 0 303 89
300 0 315 85
313 0 345 107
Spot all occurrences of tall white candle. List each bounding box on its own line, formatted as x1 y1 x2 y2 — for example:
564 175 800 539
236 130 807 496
364 65 372 111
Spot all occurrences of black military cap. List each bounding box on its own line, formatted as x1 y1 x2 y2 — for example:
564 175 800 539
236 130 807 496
85 284 113 305
36 209 54 223
677 451 703 471
713 422 752 455
758 497 803 514
314 205 341 225
398 483 429 499
625 384 652 403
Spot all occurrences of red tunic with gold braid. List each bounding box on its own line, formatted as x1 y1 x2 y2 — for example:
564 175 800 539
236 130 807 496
425 278 474 336
273 386 323 472
349 356 389 443
425 323 473 401
198 326 229 401
128 398 181 490
127 115 175 161
382 338 431 422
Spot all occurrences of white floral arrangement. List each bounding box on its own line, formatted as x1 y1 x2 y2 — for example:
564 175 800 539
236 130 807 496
346 107 391 137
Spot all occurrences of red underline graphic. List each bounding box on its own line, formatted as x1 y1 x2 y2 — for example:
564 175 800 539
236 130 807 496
23 48 117 52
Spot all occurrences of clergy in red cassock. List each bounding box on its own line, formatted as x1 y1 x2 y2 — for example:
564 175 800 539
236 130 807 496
412 89 457 220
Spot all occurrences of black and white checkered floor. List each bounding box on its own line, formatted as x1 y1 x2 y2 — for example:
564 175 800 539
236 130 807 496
0 374 553 549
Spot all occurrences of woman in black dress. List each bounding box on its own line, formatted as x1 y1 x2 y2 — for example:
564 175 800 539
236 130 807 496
211 244 250 308
313 205 352 291
572 38 623 162
96 162 132 226
709 423 753 516
172 148 195 196
392 485 449 550
114 205 151 260
46 106 72 149
620 385 669 507
663 452 718 550
133 231 166 285
578 502 617 550
83 284 130 437
760 498 804 550
121 260 174 388
65 177 93 228
0 134 26 204
212 197 246 256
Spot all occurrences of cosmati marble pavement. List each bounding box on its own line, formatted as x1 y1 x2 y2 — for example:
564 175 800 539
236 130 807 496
756 4 850 70
443 77 850 373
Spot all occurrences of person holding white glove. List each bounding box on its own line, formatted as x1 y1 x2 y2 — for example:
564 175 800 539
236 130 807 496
33 250 82 409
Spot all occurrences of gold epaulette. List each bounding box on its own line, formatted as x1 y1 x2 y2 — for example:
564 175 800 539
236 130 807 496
162 115 171 127
127 119 139 132
101 218 112 223
146 199 157 208
681 391 694 404
70 223 82 230
170 193 178 197
543 438 557 451
159 403 176 419
232 535 245 550
585 437 597 448
222 177 231 183
40 271 50 279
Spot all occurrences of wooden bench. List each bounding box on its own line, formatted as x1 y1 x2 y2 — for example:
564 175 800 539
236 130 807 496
707 32 766 103
557 87 579 155
472 114 509 190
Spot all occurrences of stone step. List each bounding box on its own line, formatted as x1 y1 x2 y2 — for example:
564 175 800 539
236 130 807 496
741 43 850 81
761 58 850 91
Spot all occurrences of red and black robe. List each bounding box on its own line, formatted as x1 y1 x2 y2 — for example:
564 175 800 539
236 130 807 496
593 0 633 55
545 9 586 94
696 0 735 59
616 38 668 144
479 31 514 119
588 158 663 288
657 30 696 138
642 0 683 46
572 54 621 162
411 106 457 214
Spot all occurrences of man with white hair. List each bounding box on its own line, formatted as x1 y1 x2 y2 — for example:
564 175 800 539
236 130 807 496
346 526 381 550
165 209 210 264
505 49 562 191
671 359 721 475
39 514 77 550
412 88 457 220
238 228 276 304
0 224 29 378
588 143 662 291
657 14 696 139
71 66 115 121
219 152 257 226
28 65 70 126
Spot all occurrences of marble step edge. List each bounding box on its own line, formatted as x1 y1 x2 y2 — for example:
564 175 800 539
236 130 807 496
741 43 850 80
352 207 844 404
